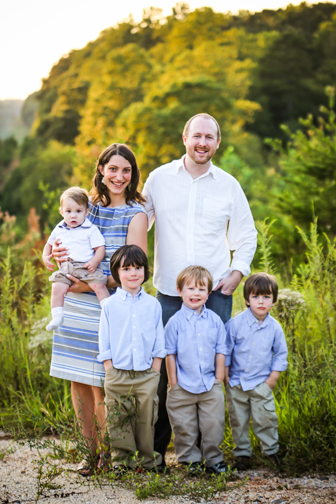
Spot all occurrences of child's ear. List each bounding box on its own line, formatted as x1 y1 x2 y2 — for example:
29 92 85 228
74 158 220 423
59 206 63 217
86 208 90 216
176 287 182 298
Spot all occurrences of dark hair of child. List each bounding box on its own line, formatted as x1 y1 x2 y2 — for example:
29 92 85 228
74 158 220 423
243 272 278 306
110 245 150 285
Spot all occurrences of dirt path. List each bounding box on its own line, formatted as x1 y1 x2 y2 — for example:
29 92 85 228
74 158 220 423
0 438 335 504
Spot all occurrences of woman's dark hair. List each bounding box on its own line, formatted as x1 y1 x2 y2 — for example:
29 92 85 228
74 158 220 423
91 143 146 207
110 245 150 285
243 272 278 306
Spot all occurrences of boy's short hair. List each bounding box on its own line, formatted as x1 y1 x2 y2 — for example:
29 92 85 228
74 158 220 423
243 272 278 306
110 245 150 285
177 266 213 294
60 187 89 209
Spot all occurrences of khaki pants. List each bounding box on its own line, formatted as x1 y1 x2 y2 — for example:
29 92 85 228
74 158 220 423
104 367 162 469
49 259 107 286
226 382 279 457
166 381 225 467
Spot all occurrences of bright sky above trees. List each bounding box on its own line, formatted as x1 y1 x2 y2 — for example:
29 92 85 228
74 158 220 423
2 0 335 100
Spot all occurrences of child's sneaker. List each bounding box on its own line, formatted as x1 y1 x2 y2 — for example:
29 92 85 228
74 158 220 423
206 461 228 474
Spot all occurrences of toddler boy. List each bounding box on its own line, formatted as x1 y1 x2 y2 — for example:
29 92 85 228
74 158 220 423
98 245 167 472
42 187 109 331
225 272 288 469
165 266 228 474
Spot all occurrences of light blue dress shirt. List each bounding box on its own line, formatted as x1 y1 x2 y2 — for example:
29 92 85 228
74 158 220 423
165 304 227 394
225 308 288 391
98 287 167 370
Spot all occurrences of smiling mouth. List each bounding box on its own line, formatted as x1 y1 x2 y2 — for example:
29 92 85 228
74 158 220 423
195 148 208 154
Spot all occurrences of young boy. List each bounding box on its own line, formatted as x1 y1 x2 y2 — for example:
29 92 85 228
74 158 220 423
225 272 288 469
42 186 109 331
98 244 166 472
165 266 228 475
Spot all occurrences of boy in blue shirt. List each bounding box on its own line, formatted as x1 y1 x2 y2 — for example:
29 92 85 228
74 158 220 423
225 272 288 470
165 266 228 474
98 245 167 472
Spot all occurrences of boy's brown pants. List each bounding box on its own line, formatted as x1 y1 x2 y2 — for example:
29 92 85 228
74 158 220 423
166 380 225 467
226 381 279 457
104 367 162 469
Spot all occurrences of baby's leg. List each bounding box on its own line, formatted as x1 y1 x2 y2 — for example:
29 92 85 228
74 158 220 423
89 283 110 304
47 282 69 331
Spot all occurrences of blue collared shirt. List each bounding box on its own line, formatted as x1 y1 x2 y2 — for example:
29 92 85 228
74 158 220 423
165 304 227 394
98 287 167 370
225 308 288 391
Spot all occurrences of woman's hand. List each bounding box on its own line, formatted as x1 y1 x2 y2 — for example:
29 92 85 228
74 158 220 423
52 239 70 266
106 275 119 290
67 276 92 294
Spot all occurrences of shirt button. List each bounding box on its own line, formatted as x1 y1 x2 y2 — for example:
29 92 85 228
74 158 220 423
250 356 252 358
133 326 136 329
134 349 137 352
200 348 202 351
246 368 248 371
133 315 135 318
133 338 136 341
198 334 200 336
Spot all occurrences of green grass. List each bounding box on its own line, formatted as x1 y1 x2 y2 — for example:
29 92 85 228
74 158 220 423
0 216 335 483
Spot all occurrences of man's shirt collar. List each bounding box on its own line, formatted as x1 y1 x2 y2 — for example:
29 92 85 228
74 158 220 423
175 156 217 179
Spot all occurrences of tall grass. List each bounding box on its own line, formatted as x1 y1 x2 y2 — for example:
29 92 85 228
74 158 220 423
1 212 335 472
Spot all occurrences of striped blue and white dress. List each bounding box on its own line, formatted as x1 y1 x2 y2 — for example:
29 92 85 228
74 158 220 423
50 200 146 387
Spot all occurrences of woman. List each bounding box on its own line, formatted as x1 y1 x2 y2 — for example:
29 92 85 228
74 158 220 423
50 144 147 474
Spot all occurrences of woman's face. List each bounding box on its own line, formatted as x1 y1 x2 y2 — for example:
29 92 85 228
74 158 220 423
100 155 132 198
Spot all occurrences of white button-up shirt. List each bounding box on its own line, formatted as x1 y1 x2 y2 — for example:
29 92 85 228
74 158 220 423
47 218 105 263
143 157 257 296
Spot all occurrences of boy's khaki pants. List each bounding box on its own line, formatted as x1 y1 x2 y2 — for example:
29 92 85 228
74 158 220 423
225 381 279 457
104 367 162 469
166 381 225 467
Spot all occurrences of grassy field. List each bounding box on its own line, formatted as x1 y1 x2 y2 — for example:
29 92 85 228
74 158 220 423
0 217 335 475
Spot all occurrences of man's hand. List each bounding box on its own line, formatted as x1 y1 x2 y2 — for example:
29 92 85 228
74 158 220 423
85 259 98 273
214 270 243 295
42 253 55 272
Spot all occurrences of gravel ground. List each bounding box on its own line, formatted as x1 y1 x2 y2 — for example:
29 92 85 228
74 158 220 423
0 436 335 504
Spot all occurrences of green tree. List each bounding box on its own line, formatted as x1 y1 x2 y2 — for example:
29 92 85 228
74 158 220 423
267 86 336 237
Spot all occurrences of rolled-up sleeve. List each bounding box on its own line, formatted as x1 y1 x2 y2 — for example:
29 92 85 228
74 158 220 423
271 326 288 372
227 183 257 277
165 318 178 355
224 318 235 367
151 301 167 358
215 320 227 355
97 304 112 362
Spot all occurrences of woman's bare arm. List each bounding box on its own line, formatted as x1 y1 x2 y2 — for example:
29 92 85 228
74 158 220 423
126 212 148 253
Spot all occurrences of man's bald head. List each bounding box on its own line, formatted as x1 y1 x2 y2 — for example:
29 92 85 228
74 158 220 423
183 113 221 142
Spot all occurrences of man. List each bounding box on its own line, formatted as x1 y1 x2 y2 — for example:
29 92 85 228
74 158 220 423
143 113 257 466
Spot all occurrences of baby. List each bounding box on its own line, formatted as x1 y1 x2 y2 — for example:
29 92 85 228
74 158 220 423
42 187 109 331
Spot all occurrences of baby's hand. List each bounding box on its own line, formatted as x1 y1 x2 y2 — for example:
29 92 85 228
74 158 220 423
85 260 97 273
43 253 55 272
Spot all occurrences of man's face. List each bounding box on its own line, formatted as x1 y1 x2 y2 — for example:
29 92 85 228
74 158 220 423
183 117 220 166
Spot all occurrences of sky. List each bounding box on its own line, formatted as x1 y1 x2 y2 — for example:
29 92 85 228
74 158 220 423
2 0 335 100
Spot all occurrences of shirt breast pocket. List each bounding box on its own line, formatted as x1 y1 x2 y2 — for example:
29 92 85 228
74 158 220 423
206 328 218 347
139 314 156 335
202 198 231 231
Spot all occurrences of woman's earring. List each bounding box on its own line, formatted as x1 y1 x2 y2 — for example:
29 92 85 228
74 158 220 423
127 183 131 192
101 176 107 186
